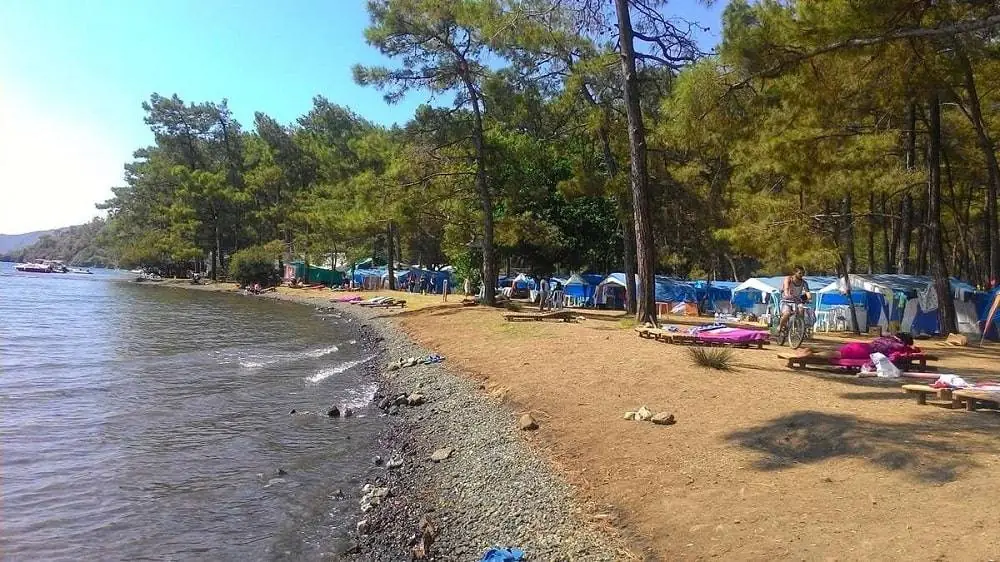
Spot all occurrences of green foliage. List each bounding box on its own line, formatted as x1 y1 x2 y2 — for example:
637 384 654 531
227 244 282 286
1 218 114 267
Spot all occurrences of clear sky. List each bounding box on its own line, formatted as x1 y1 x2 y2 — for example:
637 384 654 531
0 0 724 235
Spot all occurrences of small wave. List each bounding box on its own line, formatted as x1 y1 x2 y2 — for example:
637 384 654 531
239 345 340 369
305 356 375 384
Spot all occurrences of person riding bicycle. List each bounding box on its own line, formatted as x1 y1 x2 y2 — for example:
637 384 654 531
777 266 811 336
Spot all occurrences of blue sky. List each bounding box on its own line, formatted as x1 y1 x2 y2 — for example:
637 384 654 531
0 0 724 234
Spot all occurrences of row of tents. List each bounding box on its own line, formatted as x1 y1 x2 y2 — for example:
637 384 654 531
520 271 1000 340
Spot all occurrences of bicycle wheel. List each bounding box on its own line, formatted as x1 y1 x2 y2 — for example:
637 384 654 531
788 314 806 349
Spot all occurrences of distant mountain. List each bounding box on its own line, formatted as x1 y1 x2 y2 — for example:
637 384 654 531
0 219 114 267
0 228 60 254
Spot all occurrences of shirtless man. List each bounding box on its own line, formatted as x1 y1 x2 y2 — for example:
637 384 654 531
778 266 811 335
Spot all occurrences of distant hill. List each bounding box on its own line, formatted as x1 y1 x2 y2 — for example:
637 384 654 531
0 228 59 254
0 219 114 267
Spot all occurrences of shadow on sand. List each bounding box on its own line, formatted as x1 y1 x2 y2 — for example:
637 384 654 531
727 410 1000 483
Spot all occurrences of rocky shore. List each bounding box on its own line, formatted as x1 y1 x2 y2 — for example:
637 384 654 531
150 282 629 560
329 301 630 561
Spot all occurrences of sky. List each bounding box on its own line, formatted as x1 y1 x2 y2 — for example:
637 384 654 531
0 0 725 235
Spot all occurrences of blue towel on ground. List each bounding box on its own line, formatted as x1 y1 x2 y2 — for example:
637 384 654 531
479 547 525 562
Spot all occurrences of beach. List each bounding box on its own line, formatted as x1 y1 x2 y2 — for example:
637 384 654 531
156 280 1000 560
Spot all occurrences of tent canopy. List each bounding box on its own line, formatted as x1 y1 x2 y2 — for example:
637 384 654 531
594 273 696 303
816 273 976 298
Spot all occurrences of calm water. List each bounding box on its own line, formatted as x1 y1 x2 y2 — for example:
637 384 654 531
0 262 381 560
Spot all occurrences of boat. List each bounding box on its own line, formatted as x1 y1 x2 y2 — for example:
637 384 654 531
68 267 93 274
14 259 69 273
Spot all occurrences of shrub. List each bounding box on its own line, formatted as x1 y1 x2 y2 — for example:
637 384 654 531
688 347 734 371
227 245 280 286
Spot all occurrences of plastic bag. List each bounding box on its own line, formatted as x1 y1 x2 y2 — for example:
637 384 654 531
869 352 901 378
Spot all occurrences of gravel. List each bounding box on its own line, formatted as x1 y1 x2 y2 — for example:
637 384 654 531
334 301 629 561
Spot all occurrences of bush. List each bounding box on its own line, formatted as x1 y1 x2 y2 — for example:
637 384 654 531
227 245 280 286
688 347 734 371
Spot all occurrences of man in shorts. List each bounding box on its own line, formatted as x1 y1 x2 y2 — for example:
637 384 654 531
778 266 811 336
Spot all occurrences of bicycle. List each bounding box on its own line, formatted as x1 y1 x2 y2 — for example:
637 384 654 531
775 300 811 349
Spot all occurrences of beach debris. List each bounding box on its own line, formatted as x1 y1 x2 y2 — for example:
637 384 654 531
479 547 526 562
407 393 426 406
635 406 653 421
623 411 637 420
411 515 438 560
430 447 454 462
356 519 371 535
327 406 341 418
386 455 404 469
518 413 539 431
651 412 676 425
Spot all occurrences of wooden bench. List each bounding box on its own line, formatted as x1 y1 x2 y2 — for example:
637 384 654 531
951 389 1000 412
901 384 956 406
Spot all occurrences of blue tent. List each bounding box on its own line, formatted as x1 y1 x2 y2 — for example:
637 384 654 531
815 274 982 335
594 273 697 310
977 288 1000 340
731 276 838 311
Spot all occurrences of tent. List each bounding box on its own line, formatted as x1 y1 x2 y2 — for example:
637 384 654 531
731 276 837 314
815 274 981 335
593 273 697 310
689 280 740 313
979 288 1000 341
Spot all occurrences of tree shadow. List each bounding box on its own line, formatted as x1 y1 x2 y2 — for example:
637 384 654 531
726 410 1000 483
838 391 911 401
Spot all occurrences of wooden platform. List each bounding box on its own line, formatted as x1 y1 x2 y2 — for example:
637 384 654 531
634 326 766 348
502 310 575 322
951 389 1000 411
784 354 938 371
901 384 956 406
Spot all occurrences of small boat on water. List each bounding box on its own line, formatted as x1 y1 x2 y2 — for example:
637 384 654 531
68 267 93 274
14 259 69 273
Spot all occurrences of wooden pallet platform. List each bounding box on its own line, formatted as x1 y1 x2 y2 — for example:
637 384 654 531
635 327 765 348
502 310 575 322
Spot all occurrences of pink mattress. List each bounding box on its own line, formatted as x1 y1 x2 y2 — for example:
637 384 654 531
694 327 769 345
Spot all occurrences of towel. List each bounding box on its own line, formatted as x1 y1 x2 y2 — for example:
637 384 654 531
480 548 525 562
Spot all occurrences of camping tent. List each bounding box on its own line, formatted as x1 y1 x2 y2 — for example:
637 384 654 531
689 280 740 313
731 276 837 315
593 273 697 310
979 288 1000 341
815 274 981 335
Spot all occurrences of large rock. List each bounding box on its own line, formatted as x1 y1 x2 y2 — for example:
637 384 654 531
407 393 426 406
386 455 404 469
518 413 539 431
430 447 453 462
651 412 676 425
636 406 653 421
327 406 341 418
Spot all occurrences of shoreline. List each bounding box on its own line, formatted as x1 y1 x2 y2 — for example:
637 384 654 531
143 280 631 560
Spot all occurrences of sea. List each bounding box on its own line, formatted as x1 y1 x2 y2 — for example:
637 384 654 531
0 262 382 560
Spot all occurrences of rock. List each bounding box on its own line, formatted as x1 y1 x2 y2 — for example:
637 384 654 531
343 407 354 418
407 393 426 406
362 483 374 494
388 405 400 416
393 394 410 407
651 412 676 425
372 486 390 498
386 455 404 469
636 406 653 421
623 411 637 420
388 361 401 371
330 488 344 499
274 468 288 477
373 455 383 466
518 413 539 431
356 519 371 535
377 396 392 410
340 541 361 555
289 409 297 414
327 406 341 418
430 447 453 462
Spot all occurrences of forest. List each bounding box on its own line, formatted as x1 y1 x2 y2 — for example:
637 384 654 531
98 0 1000 329
1 218 114 267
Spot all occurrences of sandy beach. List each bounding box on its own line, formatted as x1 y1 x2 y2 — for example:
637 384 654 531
153 279 1000 560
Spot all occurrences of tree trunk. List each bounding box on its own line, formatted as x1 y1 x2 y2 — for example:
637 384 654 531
213 218 220 281
838 255 861 335
927 92 958 334
881 193 892 272
614 0 657 325
915 194 928 274
842 194 855 273
622 209 638 315
956 51 1000 285
461 73 496 306
867 192 876 274
898 101 917 274
386 221 396 290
